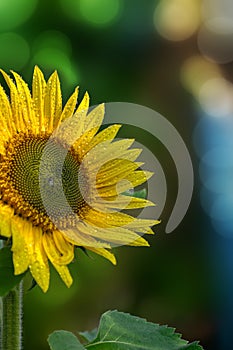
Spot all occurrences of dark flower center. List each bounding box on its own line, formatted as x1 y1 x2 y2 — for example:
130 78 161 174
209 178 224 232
0 133 87 230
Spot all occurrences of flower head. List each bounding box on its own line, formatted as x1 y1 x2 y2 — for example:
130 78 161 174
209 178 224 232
0 67 159 292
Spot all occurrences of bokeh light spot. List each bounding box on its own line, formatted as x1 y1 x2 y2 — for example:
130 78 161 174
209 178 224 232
79 0 122 25
193 116 233 157
31 48 80 91
200 186 215 216
211 217 233 238
198 18 233 64
201 188 233 238
198 78 233 118
32 31 80 93
154 0 201 41
211 195 233 223
205 17 233 35
199 163 233 195
60 0 122 26
0 0 37 31
201 146 233 169
0 33 30 70
180 55 221 96
33 31 72 58
202 0 233 26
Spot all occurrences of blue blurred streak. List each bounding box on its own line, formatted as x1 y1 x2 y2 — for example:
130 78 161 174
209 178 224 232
194 111 233 348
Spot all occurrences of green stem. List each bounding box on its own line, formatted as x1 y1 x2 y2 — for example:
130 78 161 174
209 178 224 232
1 281 23 350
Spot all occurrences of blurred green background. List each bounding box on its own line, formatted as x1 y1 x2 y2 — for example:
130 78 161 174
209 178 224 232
0 0 232 349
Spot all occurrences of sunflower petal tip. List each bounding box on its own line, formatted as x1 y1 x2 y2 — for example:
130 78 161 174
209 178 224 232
35 275 50 293
67 280 73 288
112 256 117 265
41 284 49 293
82 90 89 101
143 238 150 247
155 219 161 225
13 269 21 276
10 69 17 75
34 65 42 74
62 273 73 288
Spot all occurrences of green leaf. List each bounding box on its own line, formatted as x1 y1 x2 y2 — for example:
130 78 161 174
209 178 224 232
123 188 147 199
85 310 204 350
48 311 204 350
48 330 85 350
79 329 98 343
0 246 25 296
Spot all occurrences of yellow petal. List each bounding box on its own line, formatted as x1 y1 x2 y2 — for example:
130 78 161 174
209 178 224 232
96 160 143 187
144 228 154 234
32 66 46 132
43 232 74 265
52 263 73 288
130 237 150 246
53 230 74 262
0 203 14 238
120 148 142 162
42 232 73 287
124 196 155 209
75 91 89 116
84 209 133 228
73 104 105 159
88 124 121 151
87 154 142 185
97 170 153 197
58 87 79 124
11 71 37 132
0 70 20 133
55 91 90 144
86 247 117 265
126 170 153 185
79 222 149 246
11 216 30 275
94 195 154 211
83 139 135 172
84 209 159 234
13 221 50 292
44 71 62 132
73 128 99 160
84 103 105 130
0 84 14 135
125 219 160 232
54 105 85 146
29 227 50 293
62 224 111 248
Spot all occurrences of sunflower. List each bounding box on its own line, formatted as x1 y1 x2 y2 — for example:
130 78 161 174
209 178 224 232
0 67 159 292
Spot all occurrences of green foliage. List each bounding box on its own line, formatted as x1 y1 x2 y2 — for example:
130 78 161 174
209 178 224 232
48 331 85 350
123 188 147 199
80 329 98 343
48 311 204 350
0 246 25 297
132 188 147 199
